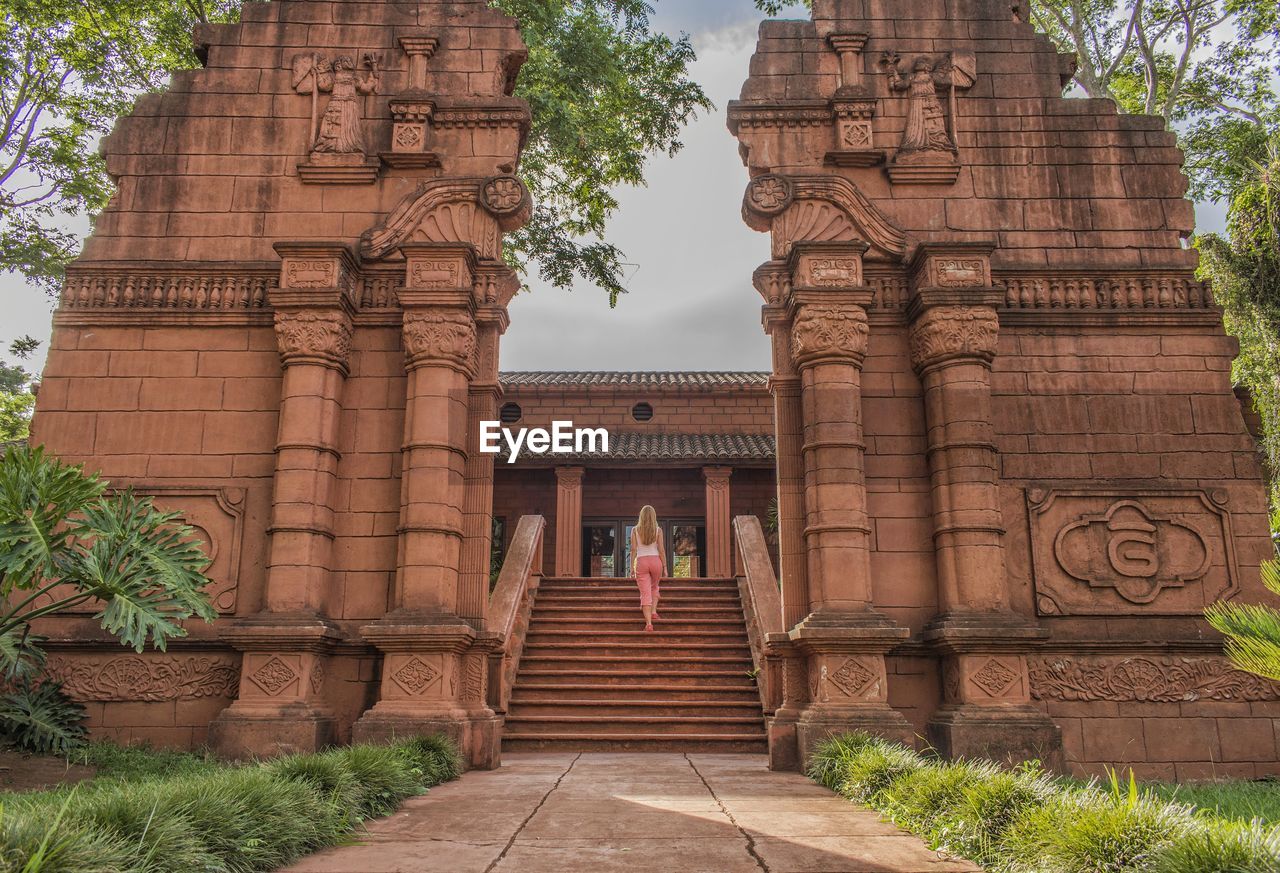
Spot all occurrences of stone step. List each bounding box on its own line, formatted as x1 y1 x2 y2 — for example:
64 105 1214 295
526 628 750 643
504 691 757 711
513 682 761 701
517 655 754 673
502 734 768 753
530 615 746 627
515 669 757 685
522 643 753 659
533 605 745 617
503 714 766 736
542 577 739 586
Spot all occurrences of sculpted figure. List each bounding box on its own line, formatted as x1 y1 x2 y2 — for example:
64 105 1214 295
881 53 956 155
291 53 381 155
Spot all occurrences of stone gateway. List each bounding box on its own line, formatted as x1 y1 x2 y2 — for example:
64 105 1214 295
28 0 1280 779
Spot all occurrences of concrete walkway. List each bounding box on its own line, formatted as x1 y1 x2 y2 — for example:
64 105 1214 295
281 753 981 873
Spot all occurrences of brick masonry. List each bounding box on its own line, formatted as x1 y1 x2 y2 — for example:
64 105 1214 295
24 0 1280 775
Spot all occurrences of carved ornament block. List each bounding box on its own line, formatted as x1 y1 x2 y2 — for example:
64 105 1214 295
45 654 240 701
791 304 870 365
811 654 886 703
245 653 302 697
1027 489 1239 615
956 654 1030 703
794 250 863 289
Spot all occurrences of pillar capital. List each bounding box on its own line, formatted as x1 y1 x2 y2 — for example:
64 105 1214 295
789 300 870 368
555 466 585 488
907 305 1001 373
907 242 1003 309
401 309 478 375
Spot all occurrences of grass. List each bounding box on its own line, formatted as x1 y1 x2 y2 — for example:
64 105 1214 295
808 732 1280 873
0 734 463 873
1145 779 1280 825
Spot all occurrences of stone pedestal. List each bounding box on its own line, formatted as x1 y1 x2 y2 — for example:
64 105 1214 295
908 243 1062 768
211 242 356 758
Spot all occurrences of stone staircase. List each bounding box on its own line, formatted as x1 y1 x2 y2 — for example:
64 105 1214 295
502 576 768 752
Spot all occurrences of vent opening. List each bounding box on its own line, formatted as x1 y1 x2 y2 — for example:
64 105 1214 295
632 402 654 422
500 402 523 424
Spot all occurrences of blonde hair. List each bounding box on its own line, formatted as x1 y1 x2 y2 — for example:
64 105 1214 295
636 505 658 545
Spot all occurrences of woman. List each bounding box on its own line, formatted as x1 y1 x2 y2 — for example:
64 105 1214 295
630 505 666 632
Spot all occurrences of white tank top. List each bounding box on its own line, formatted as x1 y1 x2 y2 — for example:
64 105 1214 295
634 533 660 558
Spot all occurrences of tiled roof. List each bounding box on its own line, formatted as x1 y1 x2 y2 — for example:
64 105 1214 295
500 372 770 390
503 431 776 464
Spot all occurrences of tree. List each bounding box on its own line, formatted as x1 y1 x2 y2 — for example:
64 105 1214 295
1 0 710 304
1196 134 1280 508
0 445 218 751
1206 558 1280 682
0 336 39 443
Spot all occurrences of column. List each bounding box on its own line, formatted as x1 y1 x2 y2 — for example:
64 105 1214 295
703 466 733 578
458 288 511 623
908 243 1062 768
210 242 356 758
554 467 585 576
783 242 912 760
354 242 501 769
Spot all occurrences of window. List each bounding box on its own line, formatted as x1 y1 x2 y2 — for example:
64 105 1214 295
500 402 522 424
631 402 653 422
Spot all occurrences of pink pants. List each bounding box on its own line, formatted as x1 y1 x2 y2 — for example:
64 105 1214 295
634 556 663 606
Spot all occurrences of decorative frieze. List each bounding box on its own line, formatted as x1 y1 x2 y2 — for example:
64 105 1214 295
59 274 274 310
1000 275 1215 310
45 655 240 701
1029 655 1280 703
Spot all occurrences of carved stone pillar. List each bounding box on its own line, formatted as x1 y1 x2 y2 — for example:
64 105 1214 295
784 242 912 760
353 242 500 768
459 292 510 623
210 242 356 758
757 265 810 632
554 467 585 576
703 467 733 578
907 243 1062 768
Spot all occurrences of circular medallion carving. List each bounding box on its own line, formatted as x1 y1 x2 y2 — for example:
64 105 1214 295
745 174 793 217
480 175 529 216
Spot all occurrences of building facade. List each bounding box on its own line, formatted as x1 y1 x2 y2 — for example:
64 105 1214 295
21 0 1280 778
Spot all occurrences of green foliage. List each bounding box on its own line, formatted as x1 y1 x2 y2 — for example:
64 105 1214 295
0 338 39 444
0 445 216 755
0 680 86 755
807 732 1280 873
1 736 461 872
0 445 217 683
1205 559 1280 681
492 0 711 303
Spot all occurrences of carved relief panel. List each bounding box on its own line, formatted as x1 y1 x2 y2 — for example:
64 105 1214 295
59 487 245 615
1027 489 1239 615
810 654 887 703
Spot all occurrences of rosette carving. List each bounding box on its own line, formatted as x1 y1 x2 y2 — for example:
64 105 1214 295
402 311 478 373
790 305 869 365
745 174 794 217
908 305 999 370
274 310 353 369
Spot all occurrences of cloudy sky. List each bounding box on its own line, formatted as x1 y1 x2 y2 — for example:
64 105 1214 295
0 0 1225 376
